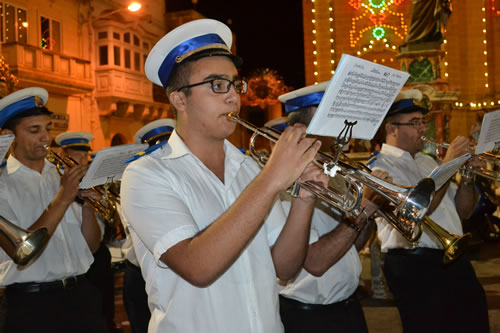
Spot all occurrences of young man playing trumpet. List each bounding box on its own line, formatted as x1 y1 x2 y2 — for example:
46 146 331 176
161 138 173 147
275 82 390 333
0 88 106 332
368 89 489 333
121 19 328 333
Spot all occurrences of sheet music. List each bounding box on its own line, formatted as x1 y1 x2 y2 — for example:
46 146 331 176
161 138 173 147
307 54 410 140
428 153 471 190
0 134 14 162
476 110 500 155
80 143 147 189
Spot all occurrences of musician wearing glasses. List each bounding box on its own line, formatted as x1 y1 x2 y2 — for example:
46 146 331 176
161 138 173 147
275 82 390 333
368 89 489 332
120 19 328 333
0 88 107 332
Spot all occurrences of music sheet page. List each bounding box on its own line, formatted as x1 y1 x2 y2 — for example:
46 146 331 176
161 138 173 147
0 134 14 162
307 54 409 140
80 143 147 189
428 153 471 190
476 109 500 155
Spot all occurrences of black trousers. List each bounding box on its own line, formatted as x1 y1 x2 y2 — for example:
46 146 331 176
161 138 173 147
384 248 490 333
279 294 368 333
123 261 151 333
87 243 116 333
4 278 107 333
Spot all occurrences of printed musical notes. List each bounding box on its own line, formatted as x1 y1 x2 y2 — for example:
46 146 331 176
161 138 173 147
476 109 500 155
307 54 409 140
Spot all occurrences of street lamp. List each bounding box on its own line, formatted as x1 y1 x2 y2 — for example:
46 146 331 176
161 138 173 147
94 1 142 21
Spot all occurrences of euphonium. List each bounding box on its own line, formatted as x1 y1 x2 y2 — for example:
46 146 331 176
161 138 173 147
0 215 48 265
421 136 500 181
44 146 118 225
228 112 435 242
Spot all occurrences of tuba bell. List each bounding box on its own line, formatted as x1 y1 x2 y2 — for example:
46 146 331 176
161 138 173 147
0 215 48 265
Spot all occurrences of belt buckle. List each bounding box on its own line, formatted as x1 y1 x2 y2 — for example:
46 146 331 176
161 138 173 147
61 278 68 288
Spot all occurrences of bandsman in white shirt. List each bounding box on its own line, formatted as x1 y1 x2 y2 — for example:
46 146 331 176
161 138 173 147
275 82 388 333
121 118 175 333
0 88 106 332
368 89 489 333
120 19 328 333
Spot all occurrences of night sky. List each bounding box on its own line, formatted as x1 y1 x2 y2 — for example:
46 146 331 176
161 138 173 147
166 0 305 90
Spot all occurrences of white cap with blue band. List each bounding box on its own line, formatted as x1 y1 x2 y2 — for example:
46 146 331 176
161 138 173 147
145 19 234 87
0 87 48 128
134 118 176 144
55 131 93 150
278 81 329 114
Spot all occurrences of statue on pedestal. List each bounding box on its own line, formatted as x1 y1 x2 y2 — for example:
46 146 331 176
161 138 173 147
402 0 452 49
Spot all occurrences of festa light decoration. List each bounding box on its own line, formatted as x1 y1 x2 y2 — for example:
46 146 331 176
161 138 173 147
349 0 407 50
240 68 291 109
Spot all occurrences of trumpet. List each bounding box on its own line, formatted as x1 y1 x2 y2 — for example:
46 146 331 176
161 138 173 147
44 146 119 225
0 215 48 265
420 136 500 181
228 112 435 242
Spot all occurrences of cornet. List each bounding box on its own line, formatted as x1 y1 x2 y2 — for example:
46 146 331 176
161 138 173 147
228 112 435 242
44 146 119 225
0 215 48 265
421 136 500 181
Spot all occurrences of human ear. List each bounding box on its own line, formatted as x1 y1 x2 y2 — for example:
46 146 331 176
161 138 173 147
385 122 396 136
169 91 187 113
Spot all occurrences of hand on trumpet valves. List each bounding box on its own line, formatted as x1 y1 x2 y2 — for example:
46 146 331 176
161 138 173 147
442 136 472 163
295 162 330 202
262 124 322 191
362 170 393 211
57 165 88 205
78 189 102 202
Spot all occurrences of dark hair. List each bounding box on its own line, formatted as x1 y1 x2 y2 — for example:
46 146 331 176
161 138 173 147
288 106 316 126
165 61 195 118
3 106 53 132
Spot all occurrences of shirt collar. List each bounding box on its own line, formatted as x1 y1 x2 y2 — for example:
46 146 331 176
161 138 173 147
160 129 190 160
161 129 247 165
380 143 414 160
6 154 54 175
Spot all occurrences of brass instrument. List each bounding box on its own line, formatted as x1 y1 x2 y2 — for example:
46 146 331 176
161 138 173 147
44 146 119 225
423 216 471 264
0 215 48 265
228 112 435 242
421 136 500 181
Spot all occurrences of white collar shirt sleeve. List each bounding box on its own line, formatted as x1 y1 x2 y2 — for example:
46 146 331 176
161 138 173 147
278 193 362 304
370 144 463 252
0 155 93 286
121 130 285 333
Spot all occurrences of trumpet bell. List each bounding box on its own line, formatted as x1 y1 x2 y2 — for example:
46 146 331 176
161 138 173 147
400 178 435 223
0 215 48 266
14 227 48 265
423 216 472 264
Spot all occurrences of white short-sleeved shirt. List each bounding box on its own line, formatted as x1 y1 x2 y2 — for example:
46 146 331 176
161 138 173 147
0 155 93 286
279 195 361 304
369 144 463 252
121 130 287 333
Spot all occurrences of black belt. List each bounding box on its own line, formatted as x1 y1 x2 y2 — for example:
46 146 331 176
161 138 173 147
387 247 444 256
279 293 357 312
6 274 86 294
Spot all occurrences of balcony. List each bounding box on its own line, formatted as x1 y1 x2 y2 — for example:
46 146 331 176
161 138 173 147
1 42 94 95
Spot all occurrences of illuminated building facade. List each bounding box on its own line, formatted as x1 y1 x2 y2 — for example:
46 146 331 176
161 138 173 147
303 0 500 140
0 0 170 150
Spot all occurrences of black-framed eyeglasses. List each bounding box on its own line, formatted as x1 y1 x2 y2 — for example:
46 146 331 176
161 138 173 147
391 119 428 128
176 78 248 94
